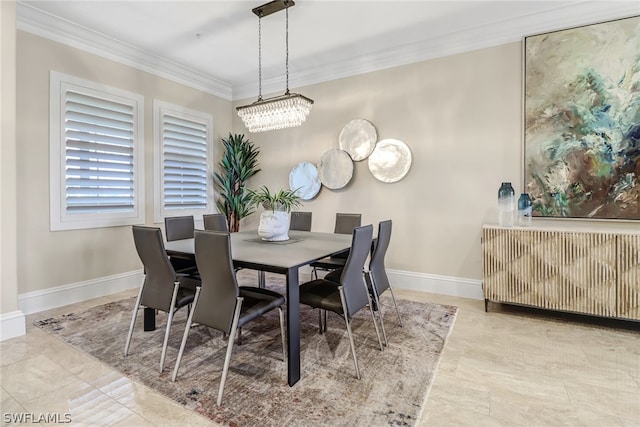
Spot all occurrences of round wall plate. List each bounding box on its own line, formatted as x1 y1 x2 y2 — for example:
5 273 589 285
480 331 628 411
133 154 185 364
289 161 321 200
368 139 412 183
338 119 377 161
317 149 354 190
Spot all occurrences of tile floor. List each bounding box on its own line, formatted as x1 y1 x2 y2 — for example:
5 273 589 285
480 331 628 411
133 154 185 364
2 276 639 426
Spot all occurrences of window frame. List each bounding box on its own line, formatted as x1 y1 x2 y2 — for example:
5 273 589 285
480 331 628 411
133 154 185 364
49 71 145 231
153 100 214 223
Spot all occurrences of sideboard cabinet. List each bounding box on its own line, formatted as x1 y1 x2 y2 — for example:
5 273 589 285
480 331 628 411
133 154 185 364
482 225 640 321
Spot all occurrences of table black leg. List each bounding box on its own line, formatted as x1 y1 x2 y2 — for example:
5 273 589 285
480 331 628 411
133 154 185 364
285 267 300 386
143 307 156 331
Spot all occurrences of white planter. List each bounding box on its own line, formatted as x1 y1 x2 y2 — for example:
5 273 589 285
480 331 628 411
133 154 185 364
257 210 290 241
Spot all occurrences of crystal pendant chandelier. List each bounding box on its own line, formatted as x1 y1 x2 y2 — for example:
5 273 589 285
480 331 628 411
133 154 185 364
237 0 313 133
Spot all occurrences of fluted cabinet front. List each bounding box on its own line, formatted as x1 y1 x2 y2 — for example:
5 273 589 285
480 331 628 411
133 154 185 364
482 225 639 321
617 234 640 320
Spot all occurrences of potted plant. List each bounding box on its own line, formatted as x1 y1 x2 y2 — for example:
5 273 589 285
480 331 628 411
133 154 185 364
247 186 302 241
214 133 261 232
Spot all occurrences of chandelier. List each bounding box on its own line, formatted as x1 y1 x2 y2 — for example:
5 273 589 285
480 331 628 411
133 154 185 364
237 0 313 133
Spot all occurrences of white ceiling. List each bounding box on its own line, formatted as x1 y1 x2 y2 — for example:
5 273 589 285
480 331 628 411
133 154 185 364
17 1 640 100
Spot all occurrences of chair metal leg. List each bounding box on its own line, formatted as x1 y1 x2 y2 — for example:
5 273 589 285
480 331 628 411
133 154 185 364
374 294 388 347
387 286 404 328
317 309 329 333
159 283 180 373
322 309 327 333
339 286 360 380
258 271 265 288
367 273 388 347
317 309 323 334
124 281 145 356
278 307 286 361
217 297 244 406
362 278 384 352
172 287 201 382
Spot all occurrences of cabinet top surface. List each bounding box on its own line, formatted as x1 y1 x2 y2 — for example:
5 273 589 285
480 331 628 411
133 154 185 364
482 223 640 235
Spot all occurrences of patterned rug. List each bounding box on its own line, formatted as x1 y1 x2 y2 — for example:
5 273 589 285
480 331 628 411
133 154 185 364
35 272 457 427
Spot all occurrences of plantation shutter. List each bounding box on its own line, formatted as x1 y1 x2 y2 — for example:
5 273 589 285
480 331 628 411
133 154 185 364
161 114 208 210
64 91 136 214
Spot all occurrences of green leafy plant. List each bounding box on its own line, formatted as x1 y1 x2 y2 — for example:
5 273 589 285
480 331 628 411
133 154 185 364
247 186 302 213
214 133 261 232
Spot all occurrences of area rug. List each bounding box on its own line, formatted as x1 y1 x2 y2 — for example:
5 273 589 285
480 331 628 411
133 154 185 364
35 272 457 427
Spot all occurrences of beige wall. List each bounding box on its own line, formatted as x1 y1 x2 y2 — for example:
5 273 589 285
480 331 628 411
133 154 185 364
1 0 18 315
234 42 639 280
10 28 639 302
15 31 232 294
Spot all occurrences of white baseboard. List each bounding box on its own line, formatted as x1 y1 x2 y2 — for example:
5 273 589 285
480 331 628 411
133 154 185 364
18 270 144 315
13 267 480 321
0 310 27 342
388 269 483 300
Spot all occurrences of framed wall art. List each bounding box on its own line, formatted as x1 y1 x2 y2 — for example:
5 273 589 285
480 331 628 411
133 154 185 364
524 15 640 220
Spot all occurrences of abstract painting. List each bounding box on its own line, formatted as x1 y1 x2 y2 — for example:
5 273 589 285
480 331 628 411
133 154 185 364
524 15 640 220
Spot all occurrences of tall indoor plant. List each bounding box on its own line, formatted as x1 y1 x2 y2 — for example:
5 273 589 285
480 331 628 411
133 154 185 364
214 133 261 232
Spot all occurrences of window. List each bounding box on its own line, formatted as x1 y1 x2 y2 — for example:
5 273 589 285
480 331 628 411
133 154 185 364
50 71 145 231
153 100 213 222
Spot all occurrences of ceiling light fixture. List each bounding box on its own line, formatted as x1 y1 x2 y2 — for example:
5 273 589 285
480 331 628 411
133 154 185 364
236 0 313 133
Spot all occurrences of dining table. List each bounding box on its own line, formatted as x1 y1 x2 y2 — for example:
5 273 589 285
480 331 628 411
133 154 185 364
162 229 353 387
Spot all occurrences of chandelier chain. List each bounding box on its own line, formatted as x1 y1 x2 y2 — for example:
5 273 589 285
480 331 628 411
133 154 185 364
258 15 262 100
285 2 289 95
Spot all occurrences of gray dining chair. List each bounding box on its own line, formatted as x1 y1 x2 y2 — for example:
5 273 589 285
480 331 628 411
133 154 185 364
299 224 383 380
203 212 252 281
289 211 312 231
164 215 198 276
333 213 362 234
165 215 195 240
172 230 286 406
326 219 401 347
366 220 402 341
125 226 198 372
203 213 229 232
310 213 361 279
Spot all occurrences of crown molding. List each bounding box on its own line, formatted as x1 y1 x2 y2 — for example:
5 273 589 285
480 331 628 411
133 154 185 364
17 1 638 102
234 2 639 100
16 2 233 100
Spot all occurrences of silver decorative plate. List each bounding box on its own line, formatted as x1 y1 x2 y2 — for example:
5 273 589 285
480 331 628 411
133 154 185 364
289 161 321 200
338 119 377 161
317 149 354 190
368 139 412 183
